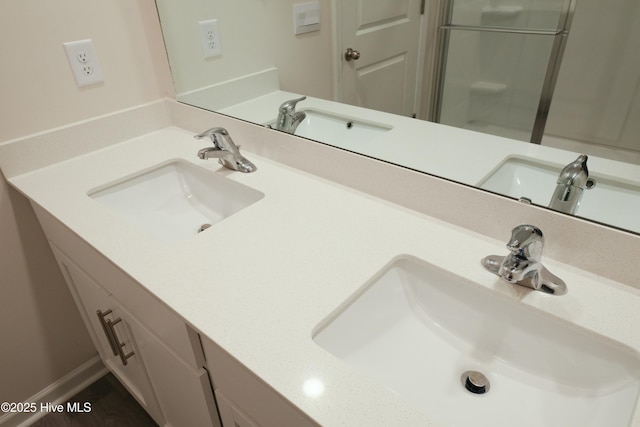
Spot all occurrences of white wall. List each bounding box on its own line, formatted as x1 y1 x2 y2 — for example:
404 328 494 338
546 0 640 151
156 0 334 100
0 0 171 407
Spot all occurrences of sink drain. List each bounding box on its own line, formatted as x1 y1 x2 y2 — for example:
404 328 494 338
461 371 490 395
197 223 212 233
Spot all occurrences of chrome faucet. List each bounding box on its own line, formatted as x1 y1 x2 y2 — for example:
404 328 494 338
275 96 307 134
548 154 589 215
481 224 567 295
194 127 256 173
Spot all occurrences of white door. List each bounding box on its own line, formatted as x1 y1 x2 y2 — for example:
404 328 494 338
339 0 423 117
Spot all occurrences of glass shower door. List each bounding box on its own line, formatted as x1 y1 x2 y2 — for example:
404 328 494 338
433 0 575 143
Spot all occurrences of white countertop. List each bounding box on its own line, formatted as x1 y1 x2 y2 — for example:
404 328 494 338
6 124 640 426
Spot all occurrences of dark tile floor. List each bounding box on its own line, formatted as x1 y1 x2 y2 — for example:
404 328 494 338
31 373 157 427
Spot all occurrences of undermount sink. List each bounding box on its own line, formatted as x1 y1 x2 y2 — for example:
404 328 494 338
269 108 391 145
478 156 640 233
313 256 640 426
89 160 264 243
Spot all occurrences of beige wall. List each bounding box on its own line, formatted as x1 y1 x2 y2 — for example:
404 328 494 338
0 0 172 142
0 179 96 403
0 0 171 405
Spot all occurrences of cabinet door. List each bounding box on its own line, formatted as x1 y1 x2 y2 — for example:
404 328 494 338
52 247 164 425
54 249 117 360
215 390 259 427
202 338 318 427
120 303 221 427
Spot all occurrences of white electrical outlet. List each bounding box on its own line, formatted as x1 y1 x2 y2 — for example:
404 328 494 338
198 19 222 59
63 39 105 87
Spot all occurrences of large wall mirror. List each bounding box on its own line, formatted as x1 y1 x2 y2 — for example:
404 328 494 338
154 0 640 235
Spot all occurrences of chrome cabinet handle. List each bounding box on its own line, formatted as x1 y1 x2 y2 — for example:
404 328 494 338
106 317 135 366
96 309 135 366
344 48 361 61
96 309 118 356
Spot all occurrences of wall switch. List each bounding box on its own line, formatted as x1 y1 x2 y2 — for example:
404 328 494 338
198 19 222 59
293 1 320 35
63 39 104 87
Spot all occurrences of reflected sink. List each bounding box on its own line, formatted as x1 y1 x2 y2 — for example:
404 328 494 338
89 160 264 243
478 156 640 233
477 156 557 202
269 108 391 145
313 256 640 426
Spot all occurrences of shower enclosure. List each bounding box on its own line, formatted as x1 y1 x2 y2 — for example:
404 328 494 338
431 0 575 143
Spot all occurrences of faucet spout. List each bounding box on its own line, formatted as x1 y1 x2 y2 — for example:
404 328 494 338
482 225 567 295
548 154 589 215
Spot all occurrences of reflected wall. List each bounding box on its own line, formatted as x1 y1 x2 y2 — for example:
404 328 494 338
546 0 640 154
155 0 335 103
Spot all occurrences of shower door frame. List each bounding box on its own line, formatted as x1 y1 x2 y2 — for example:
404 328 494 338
429 0 576 144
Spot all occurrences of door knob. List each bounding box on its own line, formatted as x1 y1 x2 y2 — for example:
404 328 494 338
344 48 361 62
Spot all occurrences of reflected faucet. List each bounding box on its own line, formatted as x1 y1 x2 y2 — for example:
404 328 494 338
548 154 590 215
194 127 257 173
275 96 307 134
481 224 567 295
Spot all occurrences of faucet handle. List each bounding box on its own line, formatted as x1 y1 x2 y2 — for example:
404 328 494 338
194 127 228 139
278 96 307 114
194 127 256 172
194 127 239 153
194 127 228 146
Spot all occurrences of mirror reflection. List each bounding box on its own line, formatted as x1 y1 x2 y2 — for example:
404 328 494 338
155 0 640 234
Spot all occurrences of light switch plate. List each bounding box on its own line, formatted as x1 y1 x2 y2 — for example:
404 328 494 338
293 1 320 35
63 39 105 87
199 19 222 59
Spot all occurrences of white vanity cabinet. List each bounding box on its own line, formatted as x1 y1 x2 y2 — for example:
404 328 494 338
48 246 318 427
51 245 221 427
29 196 316 427
52 247 165 425
45 245 220 427
30 201 221 427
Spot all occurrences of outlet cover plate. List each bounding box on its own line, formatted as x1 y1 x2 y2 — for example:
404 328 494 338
198 19 222 59
63 39 105 87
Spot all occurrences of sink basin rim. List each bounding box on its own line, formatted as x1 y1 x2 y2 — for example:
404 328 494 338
313 254 640 426
265 107 393 142
88 159 264 243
